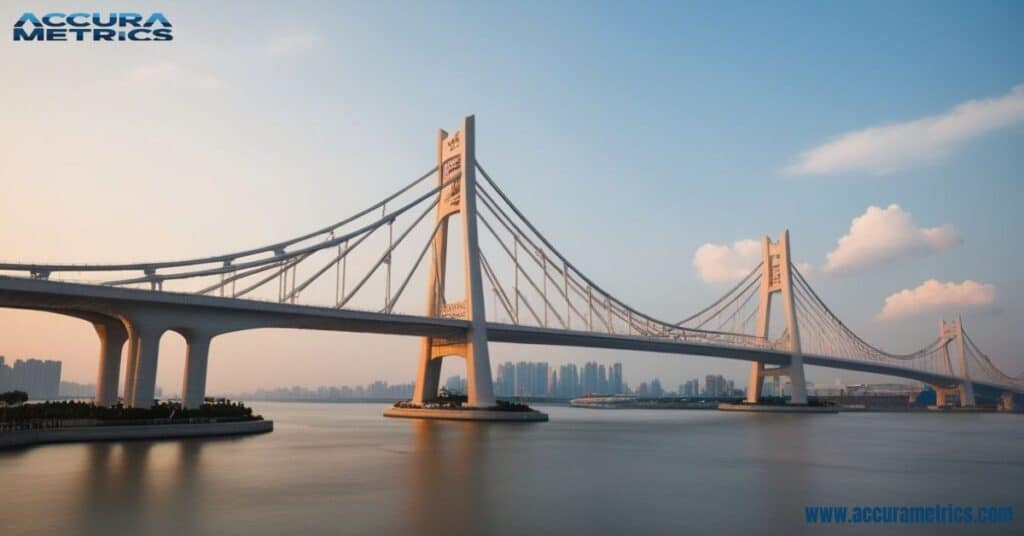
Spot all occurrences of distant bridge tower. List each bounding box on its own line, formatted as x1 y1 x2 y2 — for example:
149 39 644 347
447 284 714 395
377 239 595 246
411 116 497 408
935 316 975 407
745 231 808 405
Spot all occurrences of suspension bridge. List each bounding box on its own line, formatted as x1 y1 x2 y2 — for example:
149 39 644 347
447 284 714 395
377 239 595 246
1 116 1020 412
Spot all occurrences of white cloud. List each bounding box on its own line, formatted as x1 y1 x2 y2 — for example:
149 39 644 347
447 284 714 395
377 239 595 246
124 61 224 90
265 31 319 58
784 84 1024 176
878 279 995 319
693 239 761 284
824 204 959 273
693 239 812 284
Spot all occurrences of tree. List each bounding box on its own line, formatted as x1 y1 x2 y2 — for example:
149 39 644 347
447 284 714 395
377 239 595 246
0 391 29 405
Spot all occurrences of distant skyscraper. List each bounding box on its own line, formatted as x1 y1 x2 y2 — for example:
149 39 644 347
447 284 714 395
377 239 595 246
558 363 579 398
704 374 728 397
650 378 663 397
581 362 593 393
496 362 516 396
610 363 623 394
534 362 549 396
444 375 467 394
0 358 61 399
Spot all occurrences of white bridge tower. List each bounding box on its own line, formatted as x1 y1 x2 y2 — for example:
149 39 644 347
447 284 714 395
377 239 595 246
745 231 808 405
411 116 497 408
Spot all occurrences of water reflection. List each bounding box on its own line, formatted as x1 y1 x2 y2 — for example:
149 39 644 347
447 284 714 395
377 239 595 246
406 420 491 534
2 404 1020 535
63 439 230 535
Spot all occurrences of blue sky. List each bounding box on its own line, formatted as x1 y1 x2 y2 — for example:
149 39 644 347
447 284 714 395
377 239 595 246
1 1 1022 393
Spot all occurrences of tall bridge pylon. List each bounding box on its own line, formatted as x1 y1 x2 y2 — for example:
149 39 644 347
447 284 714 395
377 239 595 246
934 317 976 407
412 116 496 407
745 231 808 404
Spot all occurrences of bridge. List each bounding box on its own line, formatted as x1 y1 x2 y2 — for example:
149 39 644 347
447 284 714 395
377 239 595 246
1 116 1021 412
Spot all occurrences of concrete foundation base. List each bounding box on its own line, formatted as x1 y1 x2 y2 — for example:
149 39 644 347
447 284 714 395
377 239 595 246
927 406 992 412
718 402 838 414
383 406 548 422
0 420 273 450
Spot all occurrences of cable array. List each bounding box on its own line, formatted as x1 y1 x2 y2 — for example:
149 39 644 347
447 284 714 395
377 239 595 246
475 163 768 349
0 169 452 315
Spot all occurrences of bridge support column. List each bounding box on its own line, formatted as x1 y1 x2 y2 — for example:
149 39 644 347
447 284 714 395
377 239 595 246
999 393 1018 412
745 231 807 405
411 116 496 409
181 332 213 409
958 383 975 408
953 317 975 408
413 348 443 405
746 363 764 403
93 318 128 406
122 330 141 404
128 324 165 408
933 387 953 407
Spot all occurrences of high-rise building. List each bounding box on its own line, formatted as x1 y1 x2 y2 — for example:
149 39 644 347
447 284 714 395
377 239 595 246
0 358 61 399
495 362 516 396
534 362 549 396
515 361 530 395
610 363 623 394
444 375 467 394
704 374 729 397
558 363 579 398
585 362 598 391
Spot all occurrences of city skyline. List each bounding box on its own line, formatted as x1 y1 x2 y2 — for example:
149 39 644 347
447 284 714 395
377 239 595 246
0 353 915 403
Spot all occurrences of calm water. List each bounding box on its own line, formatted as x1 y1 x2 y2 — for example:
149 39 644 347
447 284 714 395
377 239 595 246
2 403 1022 535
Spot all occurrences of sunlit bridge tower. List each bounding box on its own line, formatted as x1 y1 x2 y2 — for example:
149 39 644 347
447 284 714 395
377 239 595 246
745 231 808 405
411 116 497 408
933 317 975 407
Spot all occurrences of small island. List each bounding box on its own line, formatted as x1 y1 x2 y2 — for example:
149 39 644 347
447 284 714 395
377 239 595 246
0 391 273 449
384 388 549 422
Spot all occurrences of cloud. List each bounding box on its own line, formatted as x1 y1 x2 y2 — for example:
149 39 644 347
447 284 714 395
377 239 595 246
124 61 225 90
878 279 995 319
784 84 1024 176
824 204 959 273
265 31 319 58
693 239 812 284
693 239 761 284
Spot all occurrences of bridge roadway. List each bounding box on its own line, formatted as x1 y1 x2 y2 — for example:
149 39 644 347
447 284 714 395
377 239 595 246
1 276 1019 399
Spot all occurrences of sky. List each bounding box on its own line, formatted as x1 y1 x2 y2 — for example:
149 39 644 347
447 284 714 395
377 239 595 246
1 1 1022 396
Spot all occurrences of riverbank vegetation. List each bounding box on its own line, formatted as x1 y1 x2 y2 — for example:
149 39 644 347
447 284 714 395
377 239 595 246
0 398 260 424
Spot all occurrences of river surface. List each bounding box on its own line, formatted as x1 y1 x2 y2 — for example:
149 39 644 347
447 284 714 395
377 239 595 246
2 403 1022 535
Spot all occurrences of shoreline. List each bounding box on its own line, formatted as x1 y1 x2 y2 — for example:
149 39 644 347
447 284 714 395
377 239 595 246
0 420 273 450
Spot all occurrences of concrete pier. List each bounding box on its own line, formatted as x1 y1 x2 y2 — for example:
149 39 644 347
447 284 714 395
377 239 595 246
384 406 548 422
718 402 837 414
